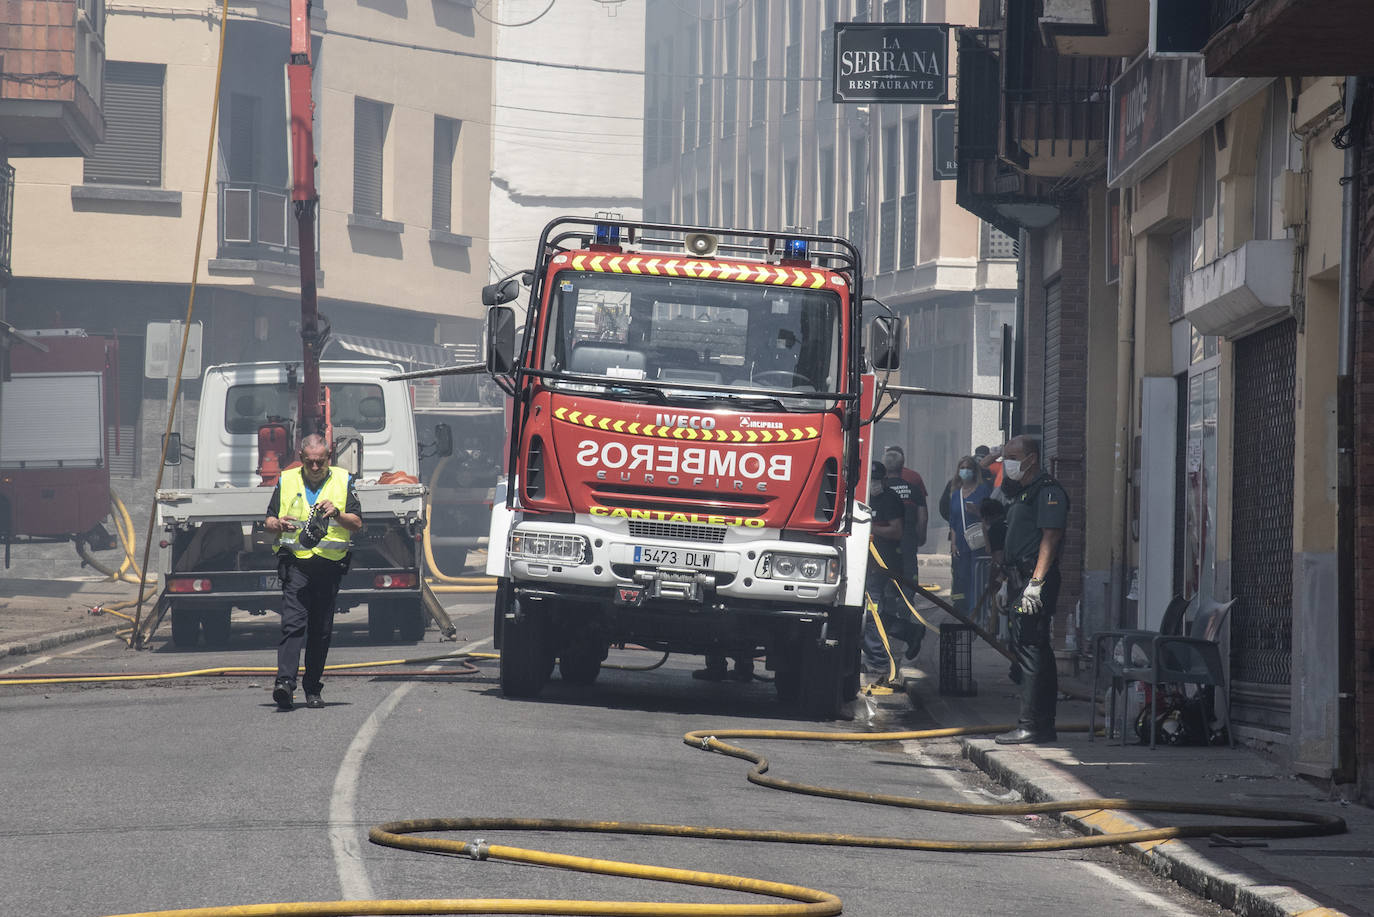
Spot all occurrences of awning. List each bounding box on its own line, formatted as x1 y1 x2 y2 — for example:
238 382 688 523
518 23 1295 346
330 333 452 368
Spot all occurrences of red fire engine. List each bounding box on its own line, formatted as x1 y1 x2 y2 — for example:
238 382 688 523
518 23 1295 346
472 217 898 718
0 328 120 567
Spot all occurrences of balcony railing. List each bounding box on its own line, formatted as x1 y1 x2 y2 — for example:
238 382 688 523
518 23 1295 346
218 181 306 263
900 192 918 270
879 198 897 274
1005 56 1115 166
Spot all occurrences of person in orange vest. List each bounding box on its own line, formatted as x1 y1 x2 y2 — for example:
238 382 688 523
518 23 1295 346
263 434 363 710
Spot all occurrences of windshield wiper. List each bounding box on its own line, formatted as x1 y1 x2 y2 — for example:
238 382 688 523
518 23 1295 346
674 393 788 411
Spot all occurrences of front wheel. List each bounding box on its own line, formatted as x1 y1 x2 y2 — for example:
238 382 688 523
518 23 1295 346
558 643 603 686
500 600 548 698
798 636 845 720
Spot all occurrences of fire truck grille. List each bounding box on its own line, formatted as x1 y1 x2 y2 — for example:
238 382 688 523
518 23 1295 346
627 521 728 544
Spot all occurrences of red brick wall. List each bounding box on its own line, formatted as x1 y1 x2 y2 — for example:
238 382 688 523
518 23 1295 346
0 0 78 103
1353 108 1374 803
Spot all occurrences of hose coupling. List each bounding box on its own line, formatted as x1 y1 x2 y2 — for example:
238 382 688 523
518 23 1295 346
465 839 490 861
699 735 716 750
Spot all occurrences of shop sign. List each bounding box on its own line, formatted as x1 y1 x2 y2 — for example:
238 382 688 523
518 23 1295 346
932 109 958 180
833 23 950 104
1108 56 1240 187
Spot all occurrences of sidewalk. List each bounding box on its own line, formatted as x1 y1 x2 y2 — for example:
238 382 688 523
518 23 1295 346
890 608 1370 917
0 576 144 659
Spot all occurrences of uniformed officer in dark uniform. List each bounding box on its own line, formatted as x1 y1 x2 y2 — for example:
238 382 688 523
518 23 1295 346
994 434 1069 744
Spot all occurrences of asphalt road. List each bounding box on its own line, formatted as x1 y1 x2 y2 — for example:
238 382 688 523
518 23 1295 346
1 596 1229 917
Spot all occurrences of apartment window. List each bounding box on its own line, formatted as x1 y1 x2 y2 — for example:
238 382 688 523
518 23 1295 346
752 169 766 228
722 32 738 139
905 0 923 19
819 146 835 222
902 116 920 194
353 97 389 218
225 93 261 183
721 178 735 226
697 190 711 226
882 123 899 201
784 158 798 228
698 23 713 147
754 0 769 58
850 136 867 209
883 0 900 20
1191 132 1219 269
1254 81 1293 242
854 0 870 21
433 117 460 233
84 61 164 186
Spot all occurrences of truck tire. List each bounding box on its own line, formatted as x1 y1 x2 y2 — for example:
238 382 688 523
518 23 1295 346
367 603 395 643
499 600 547 698
798 636 844 720
557 644 602 686
394 598 427 642
201 608 233 647
170 607 200 649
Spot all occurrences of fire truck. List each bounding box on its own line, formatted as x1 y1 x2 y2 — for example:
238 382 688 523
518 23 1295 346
0 328 120 567
475 217 898 718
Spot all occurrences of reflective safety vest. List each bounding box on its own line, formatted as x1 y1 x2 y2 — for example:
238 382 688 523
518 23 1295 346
275 466 353 561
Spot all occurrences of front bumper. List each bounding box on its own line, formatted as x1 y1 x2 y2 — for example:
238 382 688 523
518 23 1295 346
504 516 844 607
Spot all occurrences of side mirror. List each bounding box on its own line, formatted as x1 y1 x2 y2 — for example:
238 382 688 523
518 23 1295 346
487 305 517 375
433 423 454 458
333 433 363 477
482 277 522 306
868 316 901 371
162 432 182 466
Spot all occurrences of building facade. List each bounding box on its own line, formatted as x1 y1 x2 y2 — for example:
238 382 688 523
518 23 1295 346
643 0 1017 549
7 0 492 492
488 0 644 282
957 0 1368 797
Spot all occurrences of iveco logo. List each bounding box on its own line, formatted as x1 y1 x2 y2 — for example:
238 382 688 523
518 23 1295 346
655 413 716 430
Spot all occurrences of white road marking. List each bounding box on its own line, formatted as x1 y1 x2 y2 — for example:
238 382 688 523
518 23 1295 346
0 638 120 674
329 637 492 900
901 739 1195 914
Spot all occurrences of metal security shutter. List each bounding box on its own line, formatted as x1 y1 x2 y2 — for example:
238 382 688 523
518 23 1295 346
105 425 137 477
1 374 104 468
1230 318 1296 734
1043 280 1062 457
354 98 384 217
84 62 164 186
432 117 455 233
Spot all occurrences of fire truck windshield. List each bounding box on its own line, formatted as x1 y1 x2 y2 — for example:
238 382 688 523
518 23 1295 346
540 271 842 409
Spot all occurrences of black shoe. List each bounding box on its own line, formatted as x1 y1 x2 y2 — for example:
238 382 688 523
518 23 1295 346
903 638 922 661
730 665 754 683
692 667 729 681
305 693 324 709
994 727 1057 745
272 684 294 711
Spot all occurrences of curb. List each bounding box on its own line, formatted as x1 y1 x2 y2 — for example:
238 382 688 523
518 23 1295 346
0 619 128 660
960 738 1348 917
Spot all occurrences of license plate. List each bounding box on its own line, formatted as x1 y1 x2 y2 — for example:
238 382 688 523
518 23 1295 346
632 546 714 569
260 574 282 590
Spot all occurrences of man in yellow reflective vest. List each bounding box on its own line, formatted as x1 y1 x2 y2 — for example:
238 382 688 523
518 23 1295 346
264 434 363 710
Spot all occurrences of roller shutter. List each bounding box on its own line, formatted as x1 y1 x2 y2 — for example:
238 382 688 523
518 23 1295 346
83 62 164 186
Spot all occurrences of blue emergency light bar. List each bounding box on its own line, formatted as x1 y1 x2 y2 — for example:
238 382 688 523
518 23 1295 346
595 224 621 246
784 238 809 261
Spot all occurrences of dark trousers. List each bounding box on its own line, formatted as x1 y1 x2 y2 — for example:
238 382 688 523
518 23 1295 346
1009 566 1060 732
276 557 343 694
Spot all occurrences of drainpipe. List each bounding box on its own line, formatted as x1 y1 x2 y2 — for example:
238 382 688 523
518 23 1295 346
1111 190 1137 629
1335 76 1359 782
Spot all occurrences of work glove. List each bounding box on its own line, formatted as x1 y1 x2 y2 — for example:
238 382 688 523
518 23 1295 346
1015 578 1044 615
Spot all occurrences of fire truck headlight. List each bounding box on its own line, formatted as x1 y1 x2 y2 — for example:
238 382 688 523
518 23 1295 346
509 531 590 565
757 552 839 584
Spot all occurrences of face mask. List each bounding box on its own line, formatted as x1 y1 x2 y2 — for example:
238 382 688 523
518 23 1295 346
1001 458 1022 482
958 468 975 483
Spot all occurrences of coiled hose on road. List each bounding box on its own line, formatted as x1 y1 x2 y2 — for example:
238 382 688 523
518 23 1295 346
98 721 1346 917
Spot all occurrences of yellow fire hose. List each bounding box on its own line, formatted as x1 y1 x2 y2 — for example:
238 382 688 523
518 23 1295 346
98 720 1347 917
422 456 498 594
